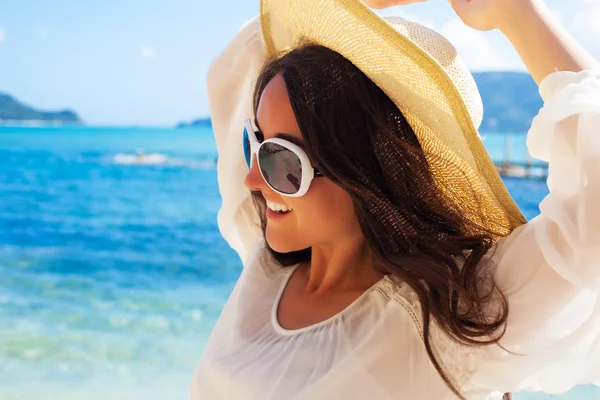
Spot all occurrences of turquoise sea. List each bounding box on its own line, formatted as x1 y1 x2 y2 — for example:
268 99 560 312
0 126 598 400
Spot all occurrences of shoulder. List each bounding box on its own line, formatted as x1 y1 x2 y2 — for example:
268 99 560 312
376 275 424 336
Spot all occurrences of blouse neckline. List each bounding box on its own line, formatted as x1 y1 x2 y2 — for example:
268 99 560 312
270 263 390 336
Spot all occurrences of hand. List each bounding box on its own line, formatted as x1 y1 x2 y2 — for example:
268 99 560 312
448 0 538 32
361 0 426 9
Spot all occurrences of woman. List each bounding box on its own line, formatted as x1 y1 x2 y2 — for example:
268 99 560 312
193 0 600 398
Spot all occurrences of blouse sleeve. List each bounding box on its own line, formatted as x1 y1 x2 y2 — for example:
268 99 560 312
206 15 266 265
467 66 600 394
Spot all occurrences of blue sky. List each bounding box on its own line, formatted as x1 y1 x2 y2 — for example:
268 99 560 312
0 0 597 126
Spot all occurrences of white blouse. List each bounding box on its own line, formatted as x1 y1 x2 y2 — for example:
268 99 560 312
191 15 600 400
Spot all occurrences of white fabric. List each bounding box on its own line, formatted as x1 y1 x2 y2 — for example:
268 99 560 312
192 15 600 400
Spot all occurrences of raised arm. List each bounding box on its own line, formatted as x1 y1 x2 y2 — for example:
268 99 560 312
450 0 599 85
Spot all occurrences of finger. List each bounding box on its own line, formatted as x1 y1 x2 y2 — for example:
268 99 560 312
448 0 471 13
449 0 471 7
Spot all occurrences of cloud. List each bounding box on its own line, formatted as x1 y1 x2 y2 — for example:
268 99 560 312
575 0 600 36
0 28 5 43
37 26 49 40
376 8 435 29
547 7 563 24
440 19 523 71
139 45 157 59
401 14 435 30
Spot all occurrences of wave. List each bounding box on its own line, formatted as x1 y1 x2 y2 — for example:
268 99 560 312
112 152 169 165
104 150 216 169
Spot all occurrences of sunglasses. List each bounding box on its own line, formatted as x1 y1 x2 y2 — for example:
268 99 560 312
243 119 324 197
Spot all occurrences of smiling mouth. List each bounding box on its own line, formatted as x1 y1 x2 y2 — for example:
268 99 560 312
269 208 292 215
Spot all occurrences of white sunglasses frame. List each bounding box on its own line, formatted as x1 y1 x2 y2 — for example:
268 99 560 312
244 119 323 197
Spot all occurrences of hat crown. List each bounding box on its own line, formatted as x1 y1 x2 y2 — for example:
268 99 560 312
384 16 484 130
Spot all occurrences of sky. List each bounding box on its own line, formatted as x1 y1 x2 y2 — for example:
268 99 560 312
0 0 598 126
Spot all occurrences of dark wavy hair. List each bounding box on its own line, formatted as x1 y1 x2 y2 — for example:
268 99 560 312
251 43 511 400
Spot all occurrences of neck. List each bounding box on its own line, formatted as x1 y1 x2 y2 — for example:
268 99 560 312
300 237 384 296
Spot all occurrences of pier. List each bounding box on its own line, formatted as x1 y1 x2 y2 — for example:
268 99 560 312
491 132 548 179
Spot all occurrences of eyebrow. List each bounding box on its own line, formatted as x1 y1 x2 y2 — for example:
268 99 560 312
254 118 306 149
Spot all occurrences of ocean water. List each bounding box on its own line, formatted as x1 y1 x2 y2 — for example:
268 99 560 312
0 126 597 400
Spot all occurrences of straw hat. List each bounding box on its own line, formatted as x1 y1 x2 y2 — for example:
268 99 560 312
260 0 526 239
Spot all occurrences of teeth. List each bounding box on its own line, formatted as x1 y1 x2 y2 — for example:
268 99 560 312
266 199 293 213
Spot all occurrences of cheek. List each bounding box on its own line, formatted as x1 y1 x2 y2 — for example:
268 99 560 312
264 181 360 252
297 181 358 235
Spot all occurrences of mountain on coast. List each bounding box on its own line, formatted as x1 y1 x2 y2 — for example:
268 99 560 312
0 93 83 125
176 118 212 128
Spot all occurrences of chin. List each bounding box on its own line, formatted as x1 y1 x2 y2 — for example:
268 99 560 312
265 229 303 254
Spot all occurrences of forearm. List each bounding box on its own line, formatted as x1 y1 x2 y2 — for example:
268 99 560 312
497 0 599 85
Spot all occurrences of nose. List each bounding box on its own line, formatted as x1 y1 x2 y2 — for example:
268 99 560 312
243 154 269 192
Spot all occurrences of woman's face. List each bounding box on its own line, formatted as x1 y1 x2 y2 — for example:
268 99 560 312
244 74 363 253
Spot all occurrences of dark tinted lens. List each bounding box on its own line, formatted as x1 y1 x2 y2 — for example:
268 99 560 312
258 142 302 194
243 127 251 168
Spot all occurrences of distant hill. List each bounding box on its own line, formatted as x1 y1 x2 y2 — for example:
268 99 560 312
472 71 542 133
176 118 211 128
0 93 83 125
